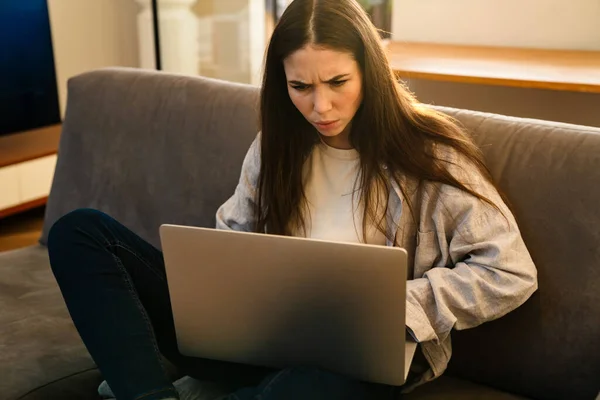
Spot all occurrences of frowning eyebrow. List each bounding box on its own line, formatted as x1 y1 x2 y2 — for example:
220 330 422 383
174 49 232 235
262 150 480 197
288 74 350 85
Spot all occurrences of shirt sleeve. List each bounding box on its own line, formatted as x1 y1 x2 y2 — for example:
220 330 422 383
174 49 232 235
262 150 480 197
405 158 538 344
215 134 261 232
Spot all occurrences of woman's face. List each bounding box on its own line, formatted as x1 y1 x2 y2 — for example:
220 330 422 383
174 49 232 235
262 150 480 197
283 45 363 149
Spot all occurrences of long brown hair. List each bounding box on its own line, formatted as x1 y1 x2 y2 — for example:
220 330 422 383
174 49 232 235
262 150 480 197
257 0 503 241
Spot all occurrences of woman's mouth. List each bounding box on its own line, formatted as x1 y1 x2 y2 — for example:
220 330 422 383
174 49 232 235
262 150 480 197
314 120 339 131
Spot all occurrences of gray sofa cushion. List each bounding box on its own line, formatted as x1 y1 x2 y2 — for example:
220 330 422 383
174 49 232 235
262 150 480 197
0 246 99 400
436 108 600 400
17 369 102 400
404 375 530 400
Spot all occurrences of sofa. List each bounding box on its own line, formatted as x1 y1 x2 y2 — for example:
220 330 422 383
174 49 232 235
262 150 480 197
1 68 598 400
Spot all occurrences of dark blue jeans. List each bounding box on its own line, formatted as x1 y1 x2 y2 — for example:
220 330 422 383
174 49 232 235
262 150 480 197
48 209 399 400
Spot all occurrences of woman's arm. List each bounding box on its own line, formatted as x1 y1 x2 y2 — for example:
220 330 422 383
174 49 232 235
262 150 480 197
216 134 261 232
405 161 538 344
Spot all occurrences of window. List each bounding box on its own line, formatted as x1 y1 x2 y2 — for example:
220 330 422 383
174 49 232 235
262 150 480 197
356 0 392 38
267 0 392 38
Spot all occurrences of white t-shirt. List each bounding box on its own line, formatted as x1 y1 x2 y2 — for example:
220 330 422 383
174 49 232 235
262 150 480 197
294 142 386 245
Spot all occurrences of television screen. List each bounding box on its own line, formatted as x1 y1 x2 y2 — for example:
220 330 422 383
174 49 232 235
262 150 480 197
0 0 61 136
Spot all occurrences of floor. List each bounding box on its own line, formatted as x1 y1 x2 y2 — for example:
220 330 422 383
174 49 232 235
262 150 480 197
0 206 46 252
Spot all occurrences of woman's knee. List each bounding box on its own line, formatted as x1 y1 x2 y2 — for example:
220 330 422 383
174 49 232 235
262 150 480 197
48 208 105 244
47 208 112 270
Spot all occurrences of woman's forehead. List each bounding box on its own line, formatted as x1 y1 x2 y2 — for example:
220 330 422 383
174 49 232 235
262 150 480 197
283 45 358 79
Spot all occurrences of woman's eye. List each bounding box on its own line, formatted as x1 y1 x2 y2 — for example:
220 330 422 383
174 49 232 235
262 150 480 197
330 80 347 87
291 84 309 91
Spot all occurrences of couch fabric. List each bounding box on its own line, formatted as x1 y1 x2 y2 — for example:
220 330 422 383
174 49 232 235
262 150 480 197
1 68 598 400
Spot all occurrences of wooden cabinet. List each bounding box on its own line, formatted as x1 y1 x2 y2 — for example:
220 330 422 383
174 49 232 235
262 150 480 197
0 165 20 211
386 41 600 93
0 125 60 219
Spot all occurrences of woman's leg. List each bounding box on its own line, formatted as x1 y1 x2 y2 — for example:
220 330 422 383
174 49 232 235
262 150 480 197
48 209 270 400
228 367 399 400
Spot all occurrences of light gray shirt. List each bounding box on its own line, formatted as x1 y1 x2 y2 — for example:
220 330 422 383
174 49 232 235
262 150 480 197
216 135 538 388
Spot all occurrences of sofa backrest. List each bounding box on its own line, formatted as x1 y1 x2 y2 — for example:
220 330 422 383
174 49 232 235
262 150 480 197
437 107 600 400
42 68 259 248
42 69 599 400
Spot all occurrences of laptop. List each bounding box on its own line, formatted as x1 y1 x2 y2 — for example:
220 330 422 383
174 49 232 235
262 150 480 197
159 224 417 386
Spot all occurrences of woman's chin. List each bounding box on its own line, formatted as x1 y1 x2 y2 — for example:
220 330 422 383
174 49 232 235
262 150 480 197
318 130 341 137
317 125 347 138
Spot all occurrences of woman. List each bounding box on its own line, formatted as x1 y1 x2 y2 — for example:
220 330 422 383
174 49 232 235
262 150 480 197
48 0 537 399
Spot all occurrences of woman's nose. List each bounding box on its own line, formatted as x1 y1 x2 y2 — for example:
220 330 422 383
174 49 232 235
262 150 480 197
313 87 333 114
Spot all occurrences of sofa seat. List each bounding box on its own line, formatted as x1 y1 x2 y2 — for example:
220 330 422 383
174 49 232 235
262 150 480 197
1 245 530 400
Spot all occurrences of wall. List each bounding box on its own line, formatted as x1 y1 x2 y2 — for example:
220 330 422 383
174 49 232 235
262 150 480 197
405 79 600 128
192 0 265 85
391 0 600 127
392 0 600 50
48 0 140 116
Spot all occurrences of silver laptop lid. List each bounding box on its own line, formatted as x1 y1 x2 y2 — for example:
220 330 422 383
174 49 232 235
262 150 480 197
160 224 410 386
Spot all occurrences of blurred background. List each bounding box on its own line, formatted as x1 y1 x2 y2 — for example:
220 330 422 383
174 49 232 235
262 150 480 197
0 0 598 249
2 0 598 132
